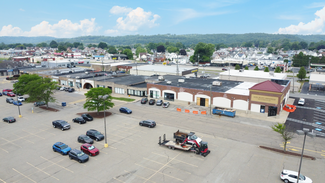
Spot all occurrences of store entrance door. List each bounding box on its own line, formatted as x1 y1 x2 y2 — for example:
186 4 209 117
268 106 277 116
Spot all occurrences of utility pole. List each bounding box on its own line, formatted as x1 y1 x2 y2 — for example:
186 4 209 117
292 70 294 93
176 54 179 76
210 85 212 115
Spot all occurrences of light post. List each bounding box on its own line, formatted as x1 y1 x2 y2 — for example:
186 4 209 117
176 54 179 76
100 94 109 148
209 85 212 115
17 95 22 118
296 128 315 183
292 69 295 93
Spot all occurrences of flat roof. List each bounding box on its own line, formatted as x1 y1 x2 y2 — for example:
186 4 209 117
310 73 325 85
219 70 287 80
132 65 196 73
225 82 257 96
91 62 130 66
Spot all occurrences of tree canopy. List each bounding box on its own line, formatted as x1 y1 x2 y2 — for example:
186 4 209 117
157 45 165 53
272 123 294 152
189 42 215 63
83 87 114 114
297 67 306 81
122 49 133 60
50 40 58 48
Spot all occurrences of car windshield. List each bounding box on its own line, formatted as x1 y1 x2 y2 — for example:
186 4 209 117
8 117 14 120
124 107 130 110
77 152 85 157
299 174 306 180
61 145 68 149
83 136 90 140
94 131 101 135
85 114 91 117
88 145 95 150
61 121 68 125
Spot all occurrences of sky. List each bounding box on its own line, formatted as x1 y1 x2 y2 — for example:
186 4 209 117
0 0 325 38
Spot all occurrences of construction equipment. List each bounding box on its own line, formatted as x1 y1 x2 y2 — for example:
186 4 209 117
158 134 210 157
174 130 202 146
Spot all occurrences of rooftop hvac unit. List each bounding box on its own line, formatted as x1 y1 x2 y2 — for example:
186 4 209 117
166 81 172 85
158 76 164 81
66 75 70 78
85 72 89 74
212 81 222 86
76 76 80 79
239 69 244 72
269 72 274 76
178 79 185 83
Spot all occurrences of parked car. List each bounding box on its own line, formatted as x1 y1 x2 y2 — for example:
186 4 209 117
163 102 170 108
0 92 2 96
80 143 99 156
6 97 14 104
222 68 228 71
56 87 61 90
2 89 12 93
17 96 25 102
119 107 132 114
86 129 104 141
72 117 87 124
60 87 66 91
81 114 93 121
64 87 71 92
156 100 163 106
2 91 8 95
141 98 148 104
77 135 94 144
34 101 46 107
3 117 16 123
68 88 75 93
68 149 89 163
13 100 22 106
52 120 70 131
7 92 15 97
280 169 312 183
298 98 305 106
52 142 71 155
149 99 155 105
139 120 156 128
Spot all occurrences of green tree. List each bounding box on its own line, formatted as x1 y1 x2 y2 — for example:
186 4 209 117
83 87 114 114
283 59 288 63
299 41 308 49
58 45 67 52
175 42 184 49
264 67 269 72
254 66 259 71
98 42 108 49
136 46 146 57
267 46 273 53
235 64 240 70
13 74 42 95
122 49 133 60
73 42 81 48
245 66 248 70
190 42 215 63
36 42 48 47
274 67 282 73
133 43 142 49
297 67 306 81
167 46 179 53
50 40 58 48
272 123 294 152
108 46 117 54
15 44 25 50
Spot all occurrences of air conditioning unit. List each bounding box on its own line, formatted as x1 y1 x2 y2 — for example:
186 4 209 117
239 69 244 72
76 76 80 79
178 79 185 83
66 75 70 78
166 81 172 85
212 81 222 86
158 76 164 81
85 72 89 74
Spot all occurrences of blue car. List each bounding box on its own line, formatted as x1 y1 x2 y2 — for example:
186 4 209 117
13 100 22 106
52 142 71 155
119 107 132 114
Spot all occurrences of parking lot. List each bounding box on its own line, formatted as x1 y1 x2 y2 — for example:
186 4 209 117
1 78 325 182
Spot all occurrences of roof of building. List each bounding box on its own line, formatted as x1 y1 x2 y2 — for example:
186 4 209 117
225 82 257 96
219 69 287 80
309 72 325 85
249 80 284 92
131 65 196 73
96 75 149 86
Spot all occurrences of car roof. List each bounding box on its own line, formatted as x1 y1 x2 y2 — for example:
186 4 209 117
145 120 155 122
82 143 92 147
282 170 298 175
87 129 98 132
54 142 65 146
70 149 81 153
54 120 67 123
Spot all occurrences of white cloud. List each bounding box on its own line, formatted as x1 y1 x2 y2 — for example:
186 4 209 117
0 18 99 38
110 6 133 15
307 2 325 9
175 8 227 24
19 8 25 12
277 6 325 34
106 7 160 33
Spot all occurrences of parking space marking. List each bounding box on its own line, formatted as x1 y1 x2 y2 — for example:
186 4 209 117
12 134 34 144
95 142 117 150
135 162 184 182
143 158 191 174
151 152 198 167
12 168 37 183
26 162 59 181
110 133 134 141
113 177 125 183
0 147 9 153
22 130 46 140
0 178 6 183
125 170 156 183
68 98 86 105
36 128 56 136
1 138 22 148
40 156 74 173
280 144 325 157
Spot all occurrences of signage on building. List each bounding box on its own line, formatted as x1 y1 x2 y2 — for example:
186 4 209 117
191 69 198 73
251 94 278 105
76 80 80 82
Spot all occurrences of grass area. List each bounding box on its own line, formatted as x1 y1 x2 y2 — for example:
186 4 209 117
112 97 135 102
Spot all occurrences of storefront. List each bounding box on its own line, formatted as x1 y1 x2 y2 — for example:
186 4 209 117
127 89 147 97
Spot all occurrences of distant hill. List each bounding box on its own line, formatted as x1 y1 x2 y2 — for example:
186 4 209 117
0 36 55 44
1 33 325 45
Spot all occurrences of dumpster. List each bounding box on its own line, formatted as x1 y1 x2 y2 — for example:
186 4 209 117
62 102 66 107
212 107 236 117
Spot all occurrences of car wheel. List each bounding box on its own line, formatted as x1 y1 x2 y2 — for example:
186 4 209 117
283 179 289 183
89 153 92 156
69 156 72 160
78 160 82 163
53 148 56 152
61 128 64 131
61 151 64 155
149 126 152 128
96 138 99 141
53 125 56 128
139 123 142 126
79 122 81 124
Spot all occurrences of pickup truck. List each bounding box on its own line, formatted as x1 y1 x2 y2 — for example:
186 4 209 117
173 130 202 146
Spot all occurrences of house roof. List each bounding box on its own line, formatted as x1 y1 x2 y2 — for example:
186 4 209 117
249 80 284 93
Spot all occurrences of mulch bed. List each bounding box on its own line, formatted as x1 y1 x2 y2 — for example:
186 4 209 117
76 111 112 119
39 106 59 112
259 146 316 160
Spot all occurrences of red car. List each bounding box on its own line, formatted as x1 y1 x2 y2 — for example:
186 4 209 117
222 68 228 71
80 143 99 156
7 92 15 97
3 89 12 93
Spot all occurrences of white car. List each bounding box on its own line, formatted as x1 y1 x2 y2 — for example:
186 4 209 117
17 96 25 102
298 98 305 106
60 87 66 91
280 170 312 183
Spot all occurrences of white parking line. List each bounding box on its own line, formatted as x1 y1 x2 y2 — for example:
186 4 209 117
40 156 74 173
26 162 59 181
0 178 6 183
143 157 191 174
22 130 46 140
12 168 36 183
151 152 199 167
1 138 22 148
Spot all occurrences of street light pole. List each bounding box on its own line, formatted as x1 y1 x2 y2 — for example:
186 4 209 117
17 95 22 118
176 54 179 76
296 128 315 183
210 85 212 115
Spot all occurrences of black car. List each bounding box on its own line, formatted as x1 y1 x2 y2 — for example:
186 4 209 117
149 99 155 105
3 117 16 123
52 120 71 131
0 92 2 96
72 117 86 124
68 88 75 93
86 129 104 141
77 135 94 144
141 98 148 104
64 87 71 91
156 100 163 106
81 114 93 121
139 120 156 128
6 97 14 104
119 107 132 114
68 149 89 163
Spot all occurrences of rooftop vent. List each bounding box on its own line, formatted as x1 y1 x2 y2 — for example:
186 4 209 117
85 72 89 74
178 79 185 83
66 75 70 78
269 72 274 76
212 81 222 86
239 69 244 72
166 81 172 85
158 76 164 81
